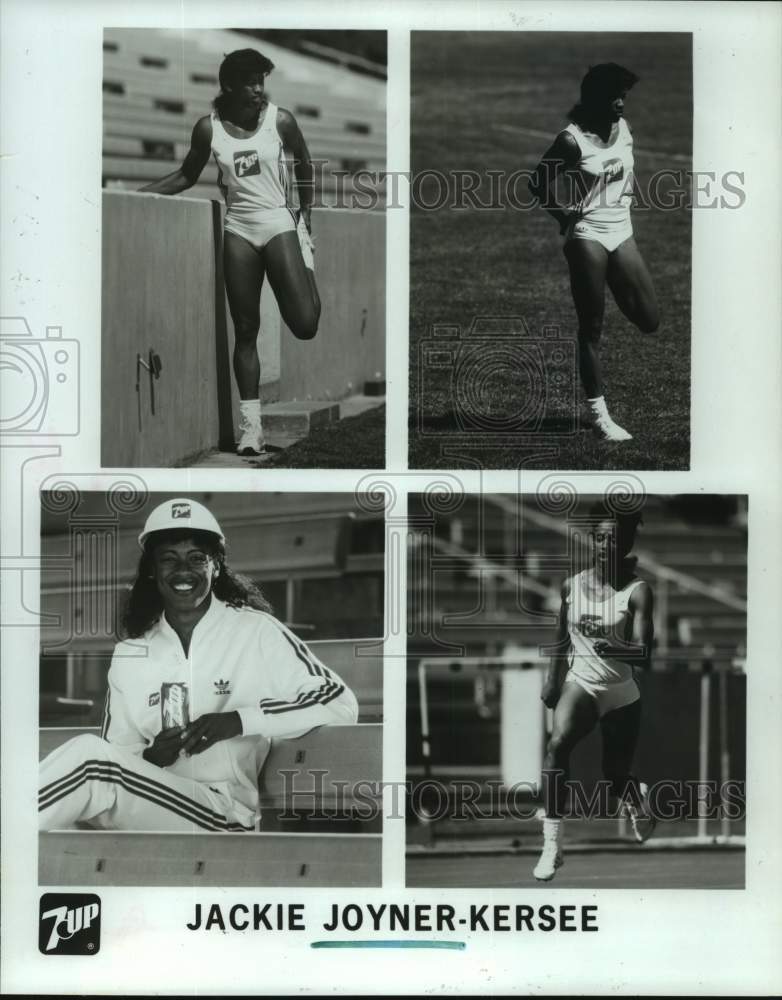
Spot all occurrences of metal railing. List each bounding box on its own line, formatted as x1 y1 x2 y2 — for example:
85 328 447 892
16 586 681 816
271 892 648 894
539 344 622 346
414 654 742 845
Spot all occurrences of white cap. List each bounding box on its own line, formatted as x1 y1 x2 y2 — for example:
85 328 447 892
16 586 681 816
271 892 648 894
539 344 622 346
138 498 225 548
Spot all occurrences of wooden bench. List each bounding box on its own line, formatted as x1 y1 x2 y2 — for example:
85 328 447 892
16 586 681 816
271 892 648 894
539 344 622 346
309 638 383 722
39 724 381 801
40 830 380 886
39 723 382 886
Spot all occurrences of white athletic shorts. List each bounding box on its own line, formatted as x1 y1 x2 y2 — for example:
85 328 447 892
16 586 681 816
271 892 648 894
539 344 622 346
224 205 297 252
564 212 633 253
564 671 640 717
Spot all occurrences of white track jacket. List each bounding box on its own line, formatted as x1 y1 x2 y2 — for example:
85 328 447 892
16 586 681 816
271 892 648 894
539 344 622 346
100 598 358 823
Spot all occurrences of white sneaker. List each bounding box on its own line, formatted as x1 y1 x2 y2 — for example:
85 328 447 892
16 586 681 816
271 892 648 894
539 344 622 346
533 843 564 881
533 817 564 881
622 782 656 843
297 215 314 271
236 419 266 457
592 411 633 442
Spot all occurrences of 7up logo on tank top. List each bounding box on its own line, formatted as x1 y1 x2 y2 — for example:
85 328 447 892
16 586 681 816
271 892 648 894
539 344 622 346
234 150 260 177
601 157 624 182
578 614 606 638
39 893 101 955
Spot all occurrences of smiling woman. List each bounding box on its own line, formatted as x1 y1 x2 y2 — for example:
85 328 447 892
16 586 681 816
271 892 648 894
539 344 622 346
123 500 271 642
37 497 359 833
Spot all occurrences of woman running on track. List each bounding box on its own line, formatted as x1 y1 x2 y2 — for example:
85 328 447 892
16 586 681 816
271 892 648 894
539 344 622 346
533 501 656 881
529 63 659 442
141 48 319 456
38 498 358 833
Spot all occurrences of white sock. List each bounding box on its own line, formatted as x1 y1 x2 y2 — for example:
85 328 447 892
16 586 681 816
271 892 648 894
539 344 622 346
542 816 563 847
587 395 608 417
239 398 262 426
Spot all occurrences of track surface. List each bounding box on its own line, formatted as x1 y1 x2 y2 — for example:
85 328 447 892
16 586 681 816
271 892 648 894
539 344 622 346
407 848 744 890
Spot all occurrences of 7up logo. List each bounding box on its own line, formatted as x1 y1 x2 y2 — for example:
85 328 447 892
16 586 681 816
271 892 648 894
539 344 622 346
39 893 101 955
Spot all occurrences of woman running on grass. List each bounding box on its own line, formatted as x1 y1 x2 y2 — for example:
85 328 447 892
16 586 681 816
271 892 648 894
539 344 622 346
533 502 656 882
141 48 319 457
529 63 659 442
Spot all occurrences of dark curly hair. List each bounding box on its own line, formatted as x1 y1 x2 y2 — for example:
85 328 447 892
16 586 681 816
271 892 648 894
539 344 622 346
121 528 272 639
568 62 639 126
213 48 275 117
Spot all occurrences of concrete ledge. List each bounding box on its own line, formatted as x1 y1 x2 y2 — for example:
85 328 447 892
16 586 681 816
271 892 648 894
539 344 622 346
190 395 384 466
364 378 386 397
102 194 385 467
262 400 340 438
280 210 385 402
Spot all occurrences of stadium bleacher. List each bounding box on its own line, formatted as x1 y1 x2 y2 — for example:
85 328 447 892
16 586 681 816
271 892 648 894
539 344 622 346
406 494 748 787
408 493 747 663
102 29 386 205
38 492 385 727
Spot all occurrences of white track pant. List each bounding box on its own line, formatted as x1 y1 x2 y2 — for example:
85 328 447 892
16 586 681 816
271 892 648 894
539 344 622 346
39 734 254 832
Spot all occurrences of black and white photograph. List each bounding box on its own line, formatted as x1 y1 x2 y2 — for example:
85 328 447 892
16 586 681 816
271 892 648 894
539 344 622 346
406 490 747 889
409 32 694 470
38 490 384 886
1 0 781 994
101 28 386 469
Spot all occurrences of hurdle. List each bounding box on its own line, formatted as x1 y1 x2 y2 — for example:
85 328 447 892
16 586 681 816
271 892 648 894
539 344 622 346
410 655 745 854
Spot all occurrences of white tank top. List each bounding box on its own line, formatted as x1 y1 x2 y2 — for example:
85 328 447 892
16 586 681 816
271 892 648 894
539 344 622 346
562 118 634 223
566 570 644 684
210 102 290 220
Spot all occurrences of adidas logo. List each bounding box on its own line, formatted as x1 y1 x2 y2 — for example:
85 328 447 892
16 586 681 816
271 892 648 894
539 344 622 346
214 679 230 695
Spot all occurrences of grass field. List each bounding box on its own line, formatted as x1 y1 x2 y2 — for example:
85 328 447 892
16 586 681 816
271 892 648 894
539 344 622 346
252 404 385 468
409 32 692 470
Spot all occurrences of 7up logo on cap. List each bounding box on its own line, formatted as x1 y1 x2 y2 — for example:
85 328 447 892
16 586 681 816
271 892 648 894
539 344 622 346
171 502 191 519
39 893 101 955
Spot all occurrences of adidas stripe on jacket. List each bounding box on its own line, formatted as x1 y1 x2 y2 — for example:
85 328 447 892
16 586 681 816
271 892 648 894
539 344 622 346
39 599 358 832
